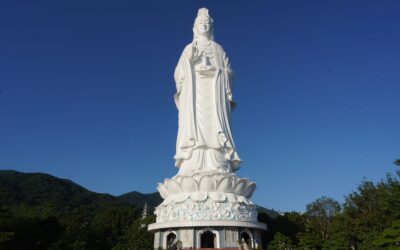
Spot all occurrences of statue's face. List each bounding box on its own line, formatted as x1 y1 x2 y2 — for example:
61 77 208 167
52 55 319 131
196 18 212 36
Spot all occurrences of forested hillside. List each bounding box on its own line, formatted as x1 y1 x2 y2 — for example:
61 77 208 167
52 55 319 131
118 191 162 213
0 170 155 249
1 164 399 250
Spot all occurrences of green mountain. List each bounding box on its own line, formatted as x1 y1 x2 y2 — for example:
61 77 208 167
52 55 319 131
118 191 162 210
0 170 136 215
0 170 147 249
257 205 280 219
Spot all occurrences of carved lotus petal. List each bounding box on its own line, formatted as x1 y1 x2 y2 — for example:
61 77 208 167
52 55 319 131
165 179 182 195
199 175 217 192
208 192 226 202
172 193 190 203
190 192 208 202
226 193 238 202
237 195 248 204
217 176 234 193
157 184 170 199
180 176 198 193
173 175 183 182
242 182 256 198
234 179 248 195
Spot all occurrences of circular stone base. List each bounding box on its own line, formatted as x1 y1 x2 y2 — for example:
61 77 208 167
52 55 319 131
149 223 266 249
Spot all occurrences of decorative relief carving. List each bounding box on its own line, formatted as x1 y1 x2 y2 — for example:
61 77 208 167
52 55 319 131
155 198 257 223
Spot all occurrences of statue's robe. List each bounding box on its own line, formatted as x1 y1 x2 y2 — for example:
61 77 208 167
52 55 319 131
173 41 241 172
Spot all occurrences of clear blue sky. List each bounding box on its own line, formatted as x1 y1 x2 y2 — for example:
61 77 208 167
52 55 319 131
1 0 399 212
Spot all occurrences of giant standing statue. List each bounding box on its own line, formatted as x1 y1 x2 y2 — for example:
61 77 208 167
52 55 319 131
149 8 266 250
174 8 241 174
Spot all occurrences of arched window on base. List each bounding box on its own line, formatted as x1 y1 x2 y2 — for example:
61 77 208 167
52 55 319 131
201 231 215 248
163 231 177 249
196 228 220 249
240 229 254 249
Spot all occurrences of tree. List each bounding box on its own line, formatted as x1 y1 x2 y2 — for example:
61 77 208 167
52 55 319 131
91 207 138 248
374 220 400 249
259 211 305 248
268 232 293 250
322 232 347 250
0 213 64 250
305 196 341 245
54 208 97 249
258 212 276 248
343 179 396 249
318 214 349 250
275 212 306 245
113 215 155 250
296 232 319 250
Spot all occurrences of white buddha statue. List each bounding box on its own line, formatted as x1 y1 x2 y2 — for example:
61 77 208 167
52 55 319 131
173 8 241 174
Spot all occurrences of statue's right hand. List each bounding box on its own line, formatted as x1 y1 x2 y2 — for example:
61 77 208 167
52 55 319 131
187 44 198 61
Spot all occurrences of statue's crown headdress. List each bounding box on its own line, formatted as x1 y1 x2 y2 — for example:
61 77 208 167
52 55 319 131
195 8 213 22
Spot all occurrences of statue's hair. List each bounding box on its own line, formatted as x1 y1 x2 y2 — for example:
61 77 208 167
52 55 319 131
193 8 214 41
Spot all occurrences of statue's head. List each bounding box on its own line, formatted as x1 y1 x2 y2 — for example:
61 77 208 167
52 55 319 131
193 8 214 41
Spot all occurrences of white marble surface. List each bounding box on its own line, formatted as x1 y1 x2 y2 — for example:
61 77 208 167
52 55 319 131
173 8 241 174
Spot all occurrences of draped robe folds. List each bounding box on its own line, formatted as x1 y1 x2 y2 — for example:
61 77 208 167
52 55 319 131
173 42 241 173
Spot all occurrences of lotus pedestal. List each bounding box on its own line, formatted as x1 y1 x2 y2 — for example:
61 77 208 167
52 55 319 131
148 171 266 249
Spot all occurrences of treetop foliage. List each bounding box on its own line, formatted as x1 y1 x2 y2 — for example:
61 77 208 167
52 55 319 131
259 162 400 250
